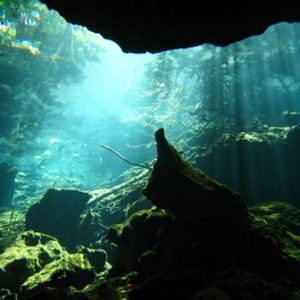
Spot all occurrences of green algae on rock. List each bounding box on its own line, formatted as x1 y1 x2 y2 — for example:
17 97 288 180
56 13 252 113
0 230 95 298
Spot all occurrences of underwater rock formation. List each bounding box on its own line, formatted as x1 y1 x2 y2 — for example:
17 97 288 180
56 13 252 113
106 209 169 276
20 252 94 299
0 230 95 299
105 128 300 299
0 162 18 208
25 188 91 251
76 245 107 273
128 267 300 300
25 280 121 300
41 1 300 53
143 128 248 224
2 129 300 299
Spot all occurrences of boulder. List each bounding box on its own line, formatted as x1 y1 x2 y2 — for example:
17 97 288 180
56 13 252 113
25 189 91 251
0 231 65 292
143 128 249 227
0 230 95 299
105 129 300 298
20 252 95 299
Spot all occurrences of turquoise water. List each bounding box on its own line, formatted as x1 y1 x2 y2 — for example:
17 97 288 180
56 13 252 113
1 0 300 206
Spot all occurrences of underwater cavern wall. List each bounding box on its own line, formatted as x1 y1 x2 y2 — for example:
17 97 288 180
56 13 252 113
1 1 300 299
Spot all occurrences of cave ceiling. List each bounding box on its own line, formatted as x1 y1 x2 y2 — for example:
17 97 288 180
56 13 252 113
41 1 300 53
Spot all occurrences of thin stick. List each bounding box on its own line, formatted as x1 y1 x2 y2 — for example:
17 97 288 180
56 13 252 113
99 144 152 171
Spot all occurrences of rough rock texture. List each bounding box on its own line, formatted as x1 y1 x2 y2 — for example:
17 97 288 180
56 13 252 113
0 231 65 292
0 162 18 207
249 201 300 263
0 230 95 298
40 1 300 53
25 188 91 251
106 209 168 277
25 281 121 300
77 245 107 273
20 252 95 299
2 129 300 299
105 129 300 299
143 128 248 225
128 267 300 300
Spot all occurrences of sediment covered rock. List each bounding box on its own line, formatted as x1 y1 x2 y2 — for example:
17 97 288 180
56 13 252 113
143 128 249 226
25 188 91 251
0 230 96 299
106 129 300 299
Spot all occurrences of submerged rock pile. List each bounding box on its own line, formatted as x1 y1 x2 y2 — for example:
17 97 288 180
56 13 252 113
1 128 300 299
0 231 95 299
107 128 300 299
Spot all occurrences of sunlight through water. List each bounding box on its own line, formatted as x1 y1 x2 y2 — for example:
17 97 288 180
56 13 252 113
1 0 300 208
